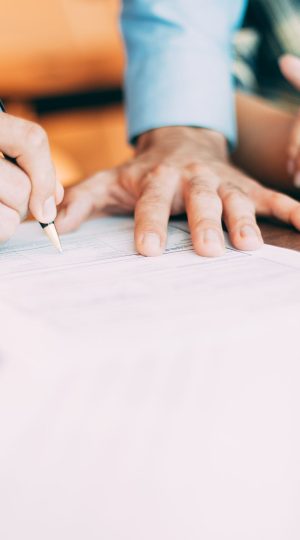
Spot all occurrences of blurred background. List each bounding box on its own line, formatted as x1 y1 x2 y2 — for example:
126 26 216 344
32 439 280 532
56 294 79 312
1 0 132 187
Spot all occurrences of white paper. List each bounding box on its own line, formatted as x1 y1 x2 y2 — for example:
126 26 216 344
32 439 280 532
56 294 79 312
0 217 300 540
1 216 300 351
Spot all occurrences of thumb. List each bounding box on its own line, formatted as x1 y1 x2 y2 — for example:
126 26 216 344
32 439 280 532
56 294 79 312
55 184 95 234
55 170 115 234
279 54 300 90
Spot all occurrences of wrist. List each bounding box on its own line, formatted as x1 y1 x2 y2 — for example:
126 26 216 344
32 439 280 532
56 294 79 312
137 126 228 160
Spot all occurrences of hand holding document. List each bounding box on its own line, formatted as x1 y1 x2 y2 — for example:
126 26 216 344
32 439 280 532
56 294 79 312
0 217 300 540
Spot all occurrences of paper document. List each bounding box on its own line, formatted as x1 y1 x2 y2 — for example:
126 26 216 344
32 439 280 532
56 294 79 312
0 216 300 358
0 217 300 540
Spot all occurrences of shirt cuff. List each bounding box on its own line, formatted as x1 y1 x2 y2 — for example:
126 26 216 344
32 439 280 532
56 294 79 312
124 47 236 148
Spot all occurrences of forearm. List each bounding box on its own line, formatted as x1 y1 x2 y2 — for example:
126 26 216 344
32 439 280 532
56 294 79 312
232 92 294 191
121 0 247 146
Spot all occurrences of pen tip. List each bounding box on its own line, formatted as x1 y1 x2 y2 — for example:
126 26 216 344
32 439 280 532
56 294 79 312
42 223 63 253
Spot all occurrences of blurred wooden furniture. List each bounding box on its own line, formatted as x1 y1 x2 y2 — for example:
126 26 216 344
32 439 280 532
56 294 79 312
6 101 132 186
1 0 130 184
259 219 300 251
41 105 133 185
0 0 124 98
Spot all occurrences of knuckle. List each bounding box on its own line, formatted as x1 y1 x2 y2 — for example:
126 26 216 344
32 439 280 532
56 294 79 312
139 188 165 209
187 162 205 176
140 176 162 197
187 162 216 181
151 164 165 176
139 164 179 195
118 165 134 186
151 164 172 177
222 188 248 206
189 177 207 191
222 190 238 206
24 122 48 148
245 179 263 198
188 178 216 199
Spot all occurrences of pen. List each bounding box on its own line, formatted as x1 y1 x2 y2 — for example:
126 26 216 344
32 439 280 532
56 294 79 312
0 99 62 253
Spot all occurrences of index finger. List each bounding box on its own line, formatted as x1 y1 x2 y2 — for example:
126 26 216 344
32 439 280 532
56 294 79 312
0 112 62 223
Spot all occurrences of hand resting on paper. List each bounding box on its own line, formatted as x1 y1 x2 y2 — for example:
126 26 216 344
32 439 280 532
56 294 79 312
56 126 300 257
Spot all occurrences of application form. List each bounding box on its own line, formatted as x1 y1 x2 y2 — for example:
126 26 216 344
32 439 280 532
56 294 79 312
0 216 300 359
0 217 300 540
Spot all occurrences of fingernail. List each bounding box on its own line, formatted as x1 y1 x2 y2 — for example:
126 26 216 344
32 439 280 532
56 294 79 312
294 172 300 188
42 196 57 223
203 229 221 244
141 232 161 255
56 182 64 201
198 229 224 257
240 225 258 239
287 159 295 175
239 225 262 250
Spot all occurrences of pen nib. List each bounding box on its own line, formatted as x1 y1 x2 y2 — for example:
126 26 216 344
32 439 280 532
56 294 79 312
43 223 63 253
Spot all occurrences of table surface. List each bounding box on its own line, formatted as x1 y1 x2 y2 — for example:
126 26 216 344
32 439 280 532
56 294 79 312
259 218 300 251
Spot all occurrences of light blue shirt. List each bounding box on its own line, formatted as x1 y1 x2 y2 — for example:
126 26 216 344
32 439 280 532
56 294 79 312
121 0 247 146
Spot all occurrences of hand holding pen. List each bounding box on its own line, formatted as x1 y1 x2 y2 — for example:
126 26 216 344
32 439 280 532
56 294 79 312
0 100 63 251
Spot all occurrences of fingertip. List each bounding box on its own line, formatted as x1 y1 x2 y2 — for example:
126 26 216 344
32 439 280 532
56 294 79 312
194 243 225 257
136 231 164 257
192 228 225 257
232 225 263 251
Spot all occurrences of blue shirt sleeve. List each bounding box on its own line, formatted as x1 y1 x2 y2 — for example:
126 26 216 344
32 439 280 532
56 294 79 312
121 0 247 146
